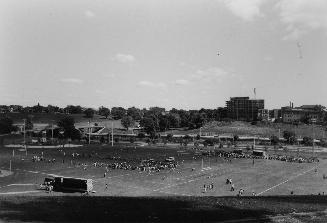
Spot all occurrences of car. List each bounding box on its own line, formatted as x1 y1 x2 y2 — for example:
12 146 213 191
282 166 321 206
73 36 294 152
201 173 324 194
165 157 175 162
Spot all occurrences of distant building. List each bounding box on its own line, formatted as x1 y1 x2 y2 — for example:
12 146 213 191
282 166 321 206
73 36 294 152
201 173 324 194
257 109 269 121
269 109 282 121
281 104 326 124
226 97 264 121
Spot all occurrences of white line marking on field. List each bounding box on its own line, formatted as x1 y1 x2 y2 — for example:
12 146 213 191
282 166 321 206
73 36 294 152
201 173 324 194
6 183 36 186
256 165 318 196
0 190 41 195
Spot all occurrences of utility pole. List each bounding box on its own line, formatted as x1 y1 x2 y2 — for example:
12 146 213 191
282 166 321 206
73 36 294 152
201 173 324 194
9 160 12 172
111 121 114 147
312 124 315 157
23 119 26 145
51 121 54 142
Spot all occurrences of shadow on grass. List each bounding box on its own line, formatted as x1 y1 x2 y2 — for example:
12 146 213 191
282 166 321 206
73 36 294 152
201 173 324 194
1 195 327 222
0 196 274 222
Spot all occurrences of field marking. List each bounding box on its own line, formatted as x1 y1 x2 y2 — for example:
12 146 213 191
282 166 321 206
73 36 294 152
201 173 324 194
0 190 41 195
256 165 319 196
6 183 36 186
153 166 230 192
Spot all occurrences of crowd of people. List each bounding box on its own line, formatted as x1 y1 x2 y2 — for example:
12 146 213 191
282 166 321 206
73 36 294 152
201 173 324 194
197 150 320 164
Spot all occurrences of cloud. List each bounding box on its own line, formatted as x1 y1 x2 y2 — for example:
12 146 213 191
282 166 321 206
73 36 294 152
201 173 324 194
174 79 191 86
114 54 135 63
95 89 106 94
219 0 267 21
102 73 116 78
276 0 327 40
85 10 95 18
60 78 84 84
192 67 228 81
137 81 167 89
263 56 273 61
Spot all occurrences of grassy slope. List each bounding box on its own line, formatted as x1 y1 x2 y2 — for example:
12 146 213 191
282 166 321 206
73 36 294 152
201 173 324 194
0 195 326 222
172 121 327 139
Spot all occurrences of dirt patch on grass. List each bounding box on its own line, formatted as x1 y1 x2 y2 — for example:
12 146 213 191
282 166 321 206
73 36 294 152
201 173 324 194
0 170 13 177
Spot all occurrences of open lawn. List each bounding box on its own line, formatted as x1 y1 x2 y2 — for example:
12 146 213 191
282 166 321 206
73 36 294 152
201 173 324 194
172 121 327 139
1 144 327 222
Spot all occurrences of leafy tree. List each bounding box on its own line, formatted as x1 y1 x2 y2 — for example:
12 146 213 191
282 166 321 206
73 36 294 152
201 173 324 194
137 132 145 139
57 117 80 140
64 105 83 114
166 133 173 142
140 116 158 137
302 136 313 146
283 130 296 144
167 113 181 128
233 135 239 142
127 107 142 120
84 108 95 118
98 106 110 118
25 117 33 130
111 107 126 119
183 134 192 146
0 118 16 134
270 135 279 145
121 116 135 130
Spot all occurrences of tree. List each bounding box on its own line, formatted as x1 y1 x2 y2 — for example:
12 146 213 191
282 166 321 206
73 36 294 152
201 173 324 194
121 116 135 130
233 135 239 142
25 117 33 130
166 133 173 142
270 135 279 145
137 132 146 139
302 136 313 146
183 135 192 146
0 118 16 134
98 106 110 118
111 107 126 119
127 107 142 120
283 130 296 144
64 105 83 114
57 117 80 140
167 113 181 128
84 108 95 118
140 116 158 137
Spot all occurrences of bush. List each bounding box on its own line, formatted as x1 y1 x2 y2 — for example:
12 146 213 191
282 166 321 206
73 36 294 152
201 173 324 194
270 135 279 145
137 133 145 139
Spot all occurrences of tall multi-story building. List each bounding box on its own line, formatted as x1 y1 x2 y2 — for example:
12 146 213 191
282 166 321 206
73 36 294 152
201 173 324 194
226 97 264 121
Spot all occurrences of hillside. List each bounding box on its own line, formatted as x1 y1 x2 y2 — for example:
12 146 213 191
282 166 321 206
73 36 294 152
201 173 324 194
171 121 327 139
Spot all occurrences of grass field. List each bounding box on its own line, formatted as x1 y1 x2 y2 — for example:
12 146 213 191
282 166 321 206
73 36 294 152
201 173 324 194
173 121 327 139
1 143 327 222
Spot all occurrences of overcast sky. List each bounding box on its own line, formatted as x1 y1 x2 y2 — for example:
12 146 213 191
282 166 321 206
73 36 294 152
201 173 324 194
1 0 327 109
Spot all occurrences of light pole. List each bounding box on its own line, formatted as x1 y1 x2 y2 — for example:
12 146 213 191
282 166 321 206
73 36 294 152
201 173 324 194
23 119 26 145
88 120 91 145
